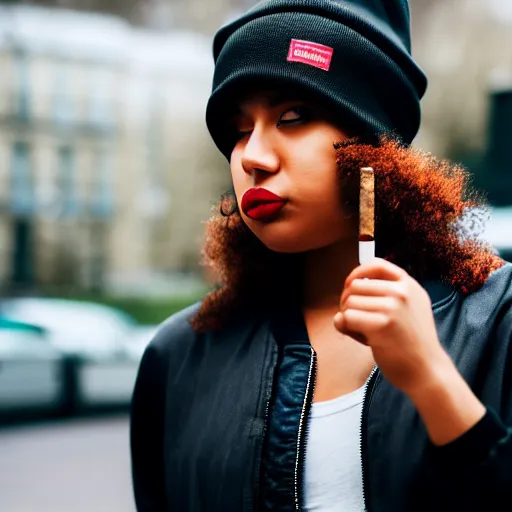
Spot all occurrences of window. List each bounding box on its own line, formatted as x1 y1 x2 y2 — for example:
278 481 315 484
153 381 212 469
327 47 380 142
89 66 113 127
59 146 77 216
11 141 34 215
53 60 73 124
91 149 114 217
14 52 30 120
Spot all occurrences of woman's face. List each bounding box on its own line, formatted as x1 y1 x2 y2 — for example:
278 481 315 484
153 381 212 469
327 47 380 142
229 89 356 253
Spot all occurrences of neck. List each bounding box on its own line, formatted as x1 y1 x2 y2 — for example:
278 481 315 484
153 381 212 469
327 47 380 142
301 238 360 311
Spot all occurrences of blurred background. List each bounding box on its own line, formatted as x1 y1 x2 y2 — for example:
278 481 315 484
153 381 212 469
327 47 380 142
0 0 511 511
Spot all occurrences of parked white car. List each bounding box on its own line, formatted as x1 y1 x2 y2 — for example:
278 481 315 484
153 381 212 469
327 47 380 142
124 324 159 360
0 298 143 411
0 318 65 416
485 206 512 262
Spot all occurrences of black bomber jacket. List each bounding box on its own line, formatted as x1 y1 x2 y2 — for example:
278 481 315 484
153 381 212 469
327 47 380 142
130 263 512 511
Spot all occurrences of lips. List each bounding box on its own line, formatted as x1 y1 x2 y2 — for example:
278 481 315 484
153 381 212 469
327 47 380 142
241 188 287 221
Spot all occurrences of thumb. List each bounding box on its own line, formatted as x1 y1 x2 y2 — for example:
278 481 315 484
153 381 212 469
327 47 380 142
333 311 369 346
333 311 344 332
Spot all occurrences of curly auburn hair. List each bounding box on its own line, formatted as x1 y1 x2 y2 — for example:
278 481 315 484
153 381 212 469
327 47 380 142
191 136 504 333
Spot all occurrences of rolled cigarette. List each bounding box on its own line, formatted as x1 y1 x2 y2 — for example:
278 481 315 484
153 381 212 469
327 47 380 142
359 167 375 265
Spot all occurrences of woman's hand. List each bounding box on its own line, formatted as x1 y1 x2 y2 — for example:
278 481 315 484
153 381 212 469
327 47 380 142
333 258 450 395
333 259 487 446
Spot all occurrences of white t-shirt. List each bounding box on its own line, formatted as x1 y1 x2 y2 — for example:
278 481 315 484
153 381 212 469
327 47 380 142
303 384 366 511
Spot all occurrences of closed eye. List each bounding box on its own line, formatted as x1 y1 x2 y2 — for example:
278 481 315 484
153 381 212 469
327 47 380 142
234 105 311 141
277 106 310 126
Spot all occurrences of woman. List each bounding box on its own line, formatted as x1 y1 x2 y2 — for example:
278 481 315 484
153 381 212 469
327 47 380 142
130 1 512 510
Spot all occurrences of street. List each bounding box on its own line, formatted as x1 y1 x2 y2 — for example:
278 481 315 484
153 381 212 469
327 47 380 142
0 414 136 512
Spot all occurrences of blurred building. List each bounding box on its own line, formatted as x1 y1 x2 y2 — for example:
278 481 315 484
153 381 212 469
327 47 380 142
0 5 229 295
409 0 512 156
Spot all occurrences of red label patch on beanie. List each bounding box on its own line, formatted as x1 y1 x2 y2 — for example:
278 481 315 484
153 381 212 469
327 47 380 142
287 39 334 71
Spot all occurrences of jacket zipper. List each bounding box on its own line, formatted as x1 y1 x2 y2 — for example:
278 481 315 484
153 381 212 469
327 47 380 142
360 366 380 512
256 399 271 490
294 347 317 511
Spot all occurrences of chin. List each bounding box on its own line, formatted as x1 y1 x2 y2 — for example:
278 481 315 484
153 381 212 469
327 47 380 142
248 222 335 254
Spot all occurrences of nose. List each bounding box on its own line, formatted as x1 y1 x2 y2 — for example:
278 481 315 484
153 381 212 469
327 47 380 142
241 126 280 177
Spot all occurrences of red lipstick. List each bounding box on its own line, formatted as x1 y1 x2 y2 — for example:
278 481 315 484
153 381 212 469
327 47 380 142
241 188 287 221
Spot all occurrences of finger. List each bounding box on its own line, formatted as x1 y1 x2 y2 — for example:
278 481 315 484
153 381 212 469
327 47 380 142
333 312 368 345
341 279 407 305
342 309 389 336
341 295 398 313
345 258 405 286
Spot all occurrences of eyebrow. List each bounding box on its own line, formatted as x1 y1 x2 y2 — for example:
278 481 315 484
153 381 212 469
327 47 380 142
266 91 296 108
232 91 303 117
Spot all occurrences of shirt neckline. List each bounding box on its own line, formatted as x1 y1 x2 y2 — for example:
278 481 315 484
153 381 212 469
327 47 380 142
310 382 367 418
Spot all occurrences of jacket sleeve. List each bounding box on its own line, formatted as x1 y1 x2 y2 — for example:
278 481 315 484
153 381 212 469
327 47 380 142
431 408 512 504
130 342 168 511
429 305 512 508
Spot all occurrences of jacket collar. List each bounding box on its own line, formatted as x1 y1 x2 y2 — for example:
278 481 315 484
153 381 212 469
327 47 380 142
421 280 456 308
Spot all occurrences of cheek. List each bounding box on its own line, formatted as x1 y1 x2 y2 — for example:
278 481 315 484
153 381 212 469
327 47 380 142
292 164 353 239
229 162 247 203
297 161 343 213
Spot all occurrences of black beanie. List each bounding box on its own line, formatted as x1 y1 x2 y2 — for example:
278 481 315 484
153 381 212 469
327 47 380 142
205 0 427 159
